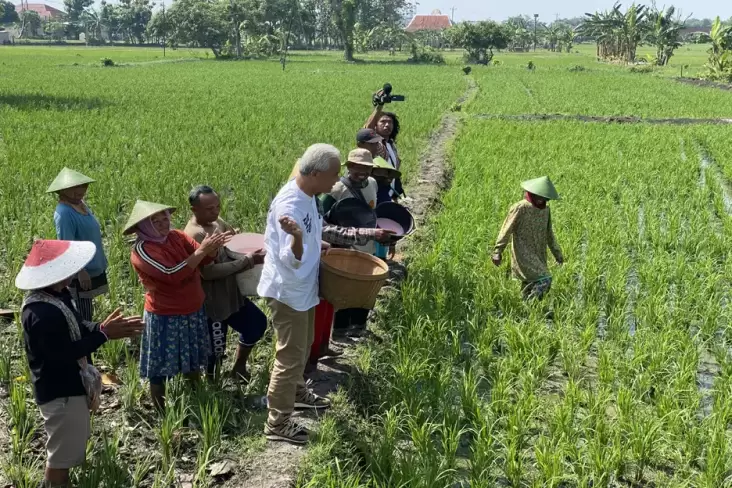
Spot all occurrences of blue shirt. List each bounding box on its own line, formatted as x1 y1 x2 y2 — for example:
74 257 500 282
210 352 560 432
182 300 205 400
54 203 108 278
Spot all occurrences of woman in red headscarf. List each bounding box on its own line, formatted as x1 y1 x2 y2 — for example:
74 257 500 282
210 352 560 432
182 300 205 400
123 200 230 411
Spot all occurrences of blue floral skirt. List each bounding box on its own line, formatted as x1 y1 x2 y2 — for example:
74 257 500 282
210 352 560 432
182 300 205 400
139 308 212 379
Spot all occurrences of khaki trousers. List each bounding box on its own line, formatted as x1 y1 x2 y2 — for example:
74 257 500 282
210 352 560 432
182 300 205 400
266 298 315 425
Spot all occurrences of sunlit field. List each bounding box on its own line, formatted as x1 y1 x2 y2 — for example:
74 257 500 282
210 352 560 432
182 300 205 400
1 43 731 487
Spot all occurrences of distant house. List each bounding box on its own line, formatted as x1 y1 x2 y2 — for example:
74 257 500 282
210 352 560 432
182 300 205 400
405 10 452 33
0 30 13 44
14 3 65 20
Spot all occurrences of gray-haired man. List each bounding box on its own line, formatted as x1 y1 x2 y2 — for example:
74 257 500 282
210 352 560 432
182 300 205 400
257 143 341 444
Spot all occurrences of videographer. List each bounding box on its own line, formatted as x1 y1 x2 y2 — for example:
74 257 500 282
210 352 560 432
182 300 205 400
364 86 405 202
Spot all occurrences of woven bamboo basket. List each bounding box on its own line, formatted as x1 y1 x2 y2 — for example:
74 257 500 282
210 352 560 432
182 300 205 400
319 249 389 310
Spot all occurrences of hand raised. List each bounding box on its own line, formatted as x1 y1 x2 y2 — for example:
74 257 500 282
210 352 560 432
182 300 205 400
200 231 233 254
101 308 145 340
278 216 302 238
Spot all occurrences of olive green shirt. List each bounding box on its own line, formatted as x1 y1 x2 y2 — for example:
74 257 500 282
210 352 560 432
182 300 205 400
183 217 254 322
493 200 563 283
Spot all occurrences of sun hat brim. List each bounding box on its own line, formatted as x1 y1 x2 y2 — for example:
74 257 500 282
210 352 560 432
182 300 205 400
46 168 95 193
343 160 375 167
371 157 401 177
122 200 177 235
521 177 560 201
15 241 96 291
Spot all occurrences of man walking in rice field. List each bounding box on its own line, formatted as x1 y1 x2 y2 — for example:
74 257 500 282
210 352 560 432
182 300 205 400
492 176 564 301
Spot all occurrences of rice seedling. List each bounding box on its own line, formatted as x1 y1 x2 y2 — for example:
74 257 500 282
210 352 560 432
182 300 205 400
154 379 190 471
192 385 230 482
97 338 127 374
130 456 155 488
1 454 44 488
534 435 565 487
151 463 176 488
119 351 143 415
467 411 497 487
0 339 13 386
5 382 36 460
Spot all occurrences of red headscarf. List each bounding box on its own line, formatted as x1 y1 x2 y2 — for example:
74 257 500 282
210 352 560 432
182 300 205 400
525 191 547 210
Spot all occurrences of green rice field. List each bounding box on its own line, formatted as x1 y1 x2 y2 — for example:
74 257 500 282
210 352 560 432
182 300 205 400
1 43 732 487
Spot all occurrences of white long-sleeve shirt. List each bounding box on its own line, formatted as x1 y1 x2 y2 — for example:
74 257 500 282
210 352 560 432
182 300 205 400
257 179 323 311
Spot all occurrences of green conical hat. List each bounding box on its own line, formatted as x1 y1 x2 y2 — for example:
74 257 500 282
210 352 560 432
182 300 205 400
521 176 560 200
122 200 176 235
46 167 95 193
372 156 402 178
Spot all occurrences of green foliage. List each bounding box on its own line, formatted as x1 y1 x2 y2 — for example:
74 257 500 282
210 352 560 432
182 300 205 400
579 2 683 65
332 0 358 61
647 6 683 66
407 42 445 64
95 0 154 44
629 64 653 73
446 21 510 65
165 0 228 57
1 1 19 24
703 17 732 82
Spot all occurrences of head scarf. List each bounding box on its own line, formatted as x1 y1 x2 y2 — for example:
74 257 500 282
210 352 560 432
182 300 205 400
525 191 547 210
135 210 170 243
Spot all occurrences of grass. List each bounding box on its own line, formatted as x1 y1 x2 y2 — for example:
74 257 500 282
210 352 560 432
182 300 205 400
304 120 732 486
467 61 732 118
2 42 732 486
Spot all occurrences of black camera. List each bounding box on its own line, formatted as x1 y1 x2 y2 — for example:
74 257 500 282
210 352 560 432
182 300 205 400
373 83 405 106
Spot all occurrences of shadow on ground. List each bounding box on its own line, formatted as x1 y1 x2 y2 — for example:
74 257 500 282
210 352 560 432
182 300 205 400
0 93 108 111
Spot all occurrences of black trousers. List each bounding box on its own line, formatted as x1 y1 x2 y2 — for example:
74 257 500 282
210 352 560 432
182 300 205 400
333 308 369 330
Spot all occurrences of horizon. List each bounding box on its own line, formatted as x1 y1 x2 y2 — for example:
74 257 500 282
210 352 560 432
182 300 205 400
21 0 732 23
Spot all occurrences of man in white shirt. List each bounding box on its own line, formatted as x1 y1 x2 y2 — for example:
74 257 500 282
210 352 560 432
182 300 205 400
258 143 341 445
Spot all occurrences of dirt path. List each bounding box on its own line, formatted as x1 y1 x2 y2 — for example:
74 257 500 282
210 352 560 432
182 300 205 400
233 77 478 488
677 77 732 92
473 113 732 125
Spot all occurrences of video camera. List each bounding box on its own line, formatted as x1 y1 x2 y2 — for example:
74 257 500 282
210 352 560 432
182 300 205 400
372 83 405 106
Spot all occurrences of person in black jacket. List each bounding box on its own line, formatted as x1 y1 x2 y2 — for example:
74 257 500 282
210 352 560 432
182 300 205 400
16 239 143 488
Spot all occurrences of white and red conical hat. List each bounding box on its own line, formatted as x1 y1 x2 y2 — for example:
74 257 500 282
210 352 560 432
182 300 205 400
15 240 96 291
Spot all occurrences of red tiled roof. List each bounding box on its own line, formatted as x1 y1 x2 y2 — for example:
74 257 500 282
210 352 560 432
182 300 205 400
405 15 452 32
15 3 65 19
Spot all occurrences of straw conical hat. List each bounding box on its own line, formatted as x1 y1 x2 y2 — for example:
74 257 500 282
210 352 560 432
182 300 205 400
521 176 560 200
46 168 95 193
123 200 176 235
372 156 401 177
15 240 96 290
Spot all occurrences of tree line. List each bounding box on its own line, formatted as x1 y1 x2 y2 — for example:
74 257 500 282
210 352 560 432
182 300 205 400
1 0 731 67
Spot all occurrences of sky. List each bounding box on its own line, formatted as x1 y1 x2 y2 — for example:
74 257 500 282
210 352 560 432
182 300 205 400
415 0 731 22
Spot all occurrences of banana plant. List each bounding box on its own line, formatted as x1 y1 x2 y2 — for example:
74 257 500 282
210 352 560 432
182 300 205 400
704 17 732 81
